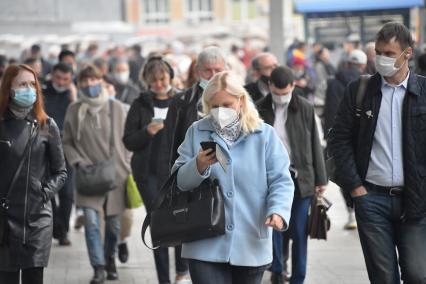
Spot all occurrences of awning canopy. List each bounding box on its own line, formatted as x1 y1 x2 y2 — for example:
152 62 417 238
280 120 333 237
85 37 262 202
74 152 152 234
294 0 424 14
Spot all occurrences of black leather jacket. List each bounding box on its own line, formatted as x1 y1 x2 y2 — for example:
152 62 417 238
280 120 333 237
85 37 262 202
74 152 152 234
0 111 67 270
328 72 426 219
156 83 203 189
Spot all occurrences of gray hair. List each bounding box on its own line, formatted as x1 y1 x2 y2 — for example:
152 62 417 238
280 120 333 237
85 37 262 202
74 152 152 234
196 46 227 69
251 52 275 70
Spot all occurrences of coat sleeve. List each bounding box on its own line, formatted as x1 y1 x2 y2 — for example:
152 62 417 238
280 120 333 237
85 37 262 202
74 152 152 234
265 126 295 231
42 118 67 201
327 80 363 192
122 100 153 152
172 124 210 191
310 109 328 186
62 105 87 167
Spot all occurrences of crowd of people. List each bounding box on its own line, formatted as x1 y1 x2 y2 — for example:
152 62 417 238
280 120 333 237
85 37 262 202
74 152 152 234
0 21 426 284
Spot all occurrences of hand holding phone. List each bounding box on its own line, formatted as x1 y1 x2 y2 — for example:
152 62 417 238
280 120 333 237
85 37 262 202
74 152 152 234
200 141 217 152
197 141 218 174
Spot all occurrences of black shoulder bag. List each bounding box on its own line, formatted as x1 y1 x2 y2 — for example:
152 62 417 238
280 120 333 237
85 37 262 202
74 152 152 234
141 170 225 249
75 100 117 196
326 75 370 182
0 122 38 246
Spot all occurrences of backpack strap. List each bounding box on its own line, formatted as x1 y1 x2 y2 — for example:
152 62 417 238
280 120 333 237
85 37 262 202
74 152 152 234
355 75 370 117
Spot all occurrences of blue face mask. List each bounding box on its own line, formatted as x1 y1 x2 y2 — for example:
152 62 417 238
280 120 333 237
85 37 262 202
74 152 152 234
81 84 102 98
12 87 37 107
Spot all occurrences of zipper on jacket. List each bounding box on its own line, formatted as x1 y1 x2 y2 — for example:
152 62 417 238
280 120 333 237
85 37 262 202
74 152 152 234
23 123 35 245
0 140 11 147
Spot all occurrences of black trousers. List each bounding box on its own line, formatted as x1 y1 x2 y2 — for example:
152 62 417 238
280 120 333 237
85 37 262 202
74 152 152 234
53 162 74 240
0 267 43 284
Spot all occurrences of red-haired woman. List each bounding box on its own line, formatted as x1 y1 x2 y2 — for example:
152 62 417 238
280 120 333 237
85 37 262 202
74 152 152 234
0 64 67 284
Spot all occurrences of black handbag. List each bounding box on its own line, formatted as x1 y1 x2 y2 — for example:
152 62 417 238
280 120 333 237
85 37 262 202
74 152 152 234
141 170 225 248
308 195 332 240
75 100 116 196
0 122 38 246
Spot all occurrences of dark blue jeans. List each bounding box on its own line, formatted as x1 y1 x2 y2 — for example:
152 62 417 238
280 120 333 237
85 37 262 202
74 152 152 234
354 188 426 284
188 259 269 284
271 194 312 284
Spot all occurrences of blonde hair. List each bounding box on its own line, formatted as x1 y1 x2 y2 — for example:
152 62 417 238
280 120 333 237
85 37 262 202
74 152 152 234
202 71 263 133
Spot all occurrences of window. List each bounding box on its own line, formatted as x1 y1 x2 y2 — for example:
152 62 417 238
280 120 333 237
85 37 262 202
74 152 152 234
232 0 257 21
186 0 213 23
142 0 170 24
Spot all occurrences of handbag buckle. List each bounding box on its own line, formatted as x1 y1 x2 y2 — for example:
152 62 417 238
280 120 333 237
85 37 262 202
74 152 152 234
173 208 189 223
0 198 9 211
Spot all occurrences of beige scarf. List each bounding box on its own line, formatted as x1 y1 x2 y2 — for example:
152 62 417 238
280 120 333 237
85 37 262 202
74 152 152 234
77 89 110 140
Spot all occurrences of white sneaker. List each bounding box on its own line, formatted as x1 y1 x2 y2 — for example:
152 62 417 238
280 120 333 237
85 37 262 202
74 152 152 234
175 276 192 284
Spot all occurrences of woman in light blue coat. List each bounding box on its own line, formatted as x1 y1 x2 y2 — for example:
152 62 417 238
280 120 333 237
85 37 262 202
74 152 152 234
172 71 294 284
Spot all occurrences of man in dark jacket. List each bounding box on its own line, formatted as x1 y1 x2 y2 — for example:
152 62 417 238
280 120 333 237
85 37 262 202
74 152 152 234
110 59 140 106
128 44 145 89
245 52 278 103
157 46 227 183
43 62 76 246
257 66 327 284
328 22 426 283
323 49 367 231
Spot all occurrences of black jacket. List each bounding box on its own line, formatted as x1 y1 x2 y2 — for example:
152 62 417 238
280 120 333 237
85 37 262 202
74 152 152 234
157 83 203 187
0 112 67 271
245 81 264 103
122 92 156 197
257 93 327 197
42 81 72 133
328 72 426 219
323 68 361 135
113 80 140 106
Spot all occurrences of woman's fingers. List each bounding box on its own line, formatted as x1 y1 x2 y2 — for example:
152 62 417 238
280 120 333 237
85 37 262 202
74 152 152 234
265 214 284 230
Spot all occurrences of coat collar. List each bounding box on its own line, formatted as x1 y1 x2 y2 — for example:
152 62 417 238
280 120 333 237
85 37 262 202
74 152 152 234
2 108 37 123
197 116 262 151
370 71 421 97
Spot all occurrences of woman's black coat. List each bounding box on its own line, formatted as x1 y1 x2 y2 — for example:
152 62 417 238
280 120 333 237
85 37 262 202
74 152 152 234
0 111 67 271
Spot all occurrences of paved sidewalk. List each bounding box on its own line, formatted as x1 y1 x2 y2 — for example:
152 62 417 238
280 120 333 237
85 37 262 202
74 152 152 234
45 183 369 284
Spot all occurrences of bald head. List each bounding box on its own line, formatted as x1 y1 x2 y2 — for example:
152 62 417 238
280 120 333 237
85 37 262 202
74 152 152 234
251 52 278 77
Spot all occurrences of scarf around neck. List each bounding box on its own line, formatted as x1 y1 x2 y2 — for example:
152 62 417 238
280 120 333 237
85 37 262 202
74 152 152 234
8 100 33 119
211 116 242 146
77 89 109 140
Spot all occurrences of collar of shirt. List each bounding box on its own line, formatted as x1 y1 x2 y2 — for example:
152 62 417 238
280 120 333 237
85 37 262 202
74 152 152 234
381 71 410 90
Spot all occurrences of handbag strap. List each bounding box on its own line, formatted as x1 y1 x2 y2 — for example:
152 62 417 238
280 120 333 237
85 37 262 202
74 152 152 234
109 99 115 156
141 170 179 250
1 121 38 208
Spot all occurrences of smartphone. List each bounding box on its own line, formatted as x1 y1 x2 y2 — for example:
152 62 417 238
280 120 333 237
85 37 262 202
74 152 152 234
152 118 164 124
200 141 217 152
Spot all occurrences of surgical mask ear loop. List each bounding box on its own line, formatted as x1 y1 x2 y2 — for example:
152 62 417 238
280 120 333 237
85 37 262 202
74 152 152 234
395 48 408 68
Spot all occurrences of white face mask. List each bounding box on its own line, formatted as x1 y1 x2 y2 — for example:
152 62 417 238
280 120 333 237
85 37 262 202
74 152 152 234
114 71 130 84
52 82 69 93
210 107 239 129
271 92 292 105
375 50 407 77
199 78 209 90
